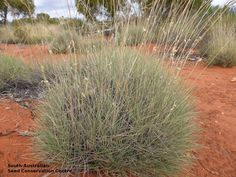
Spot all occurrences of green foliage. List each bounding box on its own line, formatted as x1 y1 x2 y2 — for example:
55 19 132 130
35 48 197 177
0 0 35 24
75 0 125 20
48 18 60 24
12 17 36 25
140 0 205 15
8 0 35 16
37 13 50 22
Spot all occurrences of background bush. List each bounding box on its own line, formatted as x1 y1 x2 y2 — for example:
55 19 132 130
116 23 154 46
201 17 236 67
0 25 17 44
49 31 79 54
0 23 61 44
0 55 35 91
50 31 105 54
35 49 197 177
0 55 74 92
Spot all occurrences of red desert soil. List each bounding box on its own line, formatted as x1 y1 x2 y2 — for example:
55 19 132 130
0 44 236 177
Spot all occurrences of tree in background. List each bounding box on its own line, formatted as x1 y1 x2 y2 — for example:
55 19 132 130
75 0 126 21
75 0 208 21
37 13 50 22
0 1 8 24
0 0 35 24
139 0 206 15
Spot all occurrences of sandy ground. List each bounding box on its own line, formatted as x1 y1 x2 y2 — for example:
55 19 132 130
0 44 235 177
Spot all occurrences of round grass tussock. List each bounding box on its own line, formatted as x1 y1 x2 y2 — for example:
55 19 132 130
202 21 236 67
35 49 197 177
50 31 80 54
117 24 154 46
0 55 35 91
50 31 104 54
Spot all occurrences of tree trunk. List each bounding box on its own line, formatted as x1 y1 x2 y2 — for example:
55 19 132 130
3 7 8 24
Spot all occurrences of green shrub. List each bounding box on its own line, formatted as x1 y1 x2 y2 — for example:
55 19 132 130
202 20 236 67
35 49 197 177
0 55 34 91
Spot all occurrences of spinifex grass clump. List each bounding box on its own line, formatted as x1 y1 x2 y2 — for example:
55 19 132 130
0 55 80 96
50 31 80 54
117 23 154 46
50 31 104 54
0 23 61 44
202 18 236 67
35 48 197 177
0 55 35 91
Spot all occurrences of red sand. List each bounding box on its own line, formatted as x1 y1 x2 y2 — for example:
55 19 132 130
0 44 235 177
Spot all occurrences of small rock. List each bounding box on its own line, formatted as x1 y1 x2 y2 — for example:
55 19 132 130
230 77 236 82
15 98 22 102
18 130 32 137
5 107 10 110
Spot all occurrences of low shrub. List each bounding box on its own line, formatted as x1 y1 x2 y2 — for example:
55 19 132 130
35 48 197 177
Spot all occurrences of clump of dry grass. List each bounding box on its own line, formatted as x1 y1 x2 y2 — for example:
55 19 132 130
116 22 154 46
50 31 105 54
0 23 62 44
0 55 35 91
35 48 197 177
0 25 17 44
202 17 236 67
